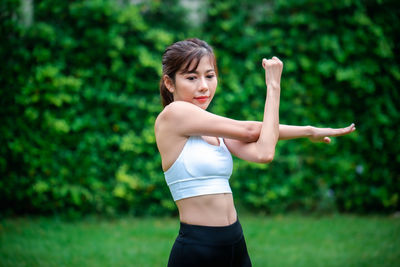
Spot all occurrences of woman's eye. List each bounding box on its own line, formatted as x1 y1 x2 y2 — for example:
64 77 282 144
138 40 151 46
187 76 196 81
206 75 215 79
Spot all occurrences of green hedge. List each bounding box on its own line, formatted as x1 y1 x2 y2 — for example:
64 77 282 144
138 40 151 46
202 0 400 213
1 0 399 217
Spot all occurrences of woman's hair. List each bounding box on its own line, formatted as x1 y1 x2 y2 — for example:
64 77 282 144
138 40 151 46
160 38 218 107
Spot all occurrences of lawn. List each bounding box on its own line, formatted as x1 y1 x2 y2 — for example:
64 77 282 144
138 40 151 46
0 214 399 267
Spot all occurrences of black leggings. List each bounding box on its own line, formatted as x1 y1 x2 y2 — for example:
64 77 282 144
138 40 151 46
167 219 252 267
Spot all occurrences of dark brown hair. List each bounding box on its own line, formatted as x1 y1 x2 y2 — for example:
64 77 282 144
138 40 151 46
159 38 218 107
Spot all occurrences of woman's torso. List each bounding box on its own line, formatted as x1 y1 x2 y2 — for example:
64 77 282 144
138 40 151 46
156 126 237 226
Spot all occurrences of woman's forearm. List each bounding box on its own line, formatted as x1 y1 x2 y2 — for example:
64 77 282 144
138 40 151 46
254 87 280 161
249 122 312 140
248 122 355 142
251 57 283 162
278 124 313 140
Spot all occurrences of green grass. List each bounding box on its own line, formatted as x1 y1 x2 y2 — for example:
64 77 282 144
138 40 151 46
0 214 399 267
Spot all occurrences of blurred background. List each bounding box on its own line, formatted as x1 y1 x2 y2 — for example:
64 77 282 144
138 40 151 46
1 0 399 219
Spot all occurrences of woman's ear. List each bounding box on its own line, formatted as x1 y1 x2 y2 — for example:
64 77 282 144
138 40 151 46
163 75 174 93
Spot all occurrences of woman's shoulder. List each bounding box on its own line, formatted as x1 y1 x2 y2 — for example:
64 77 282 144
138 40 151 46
155 102 185 133
156 101 201 126
164 101 200 114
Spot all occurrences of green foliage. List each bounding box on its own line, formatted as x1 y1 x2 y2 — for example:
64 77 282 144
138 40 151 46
1 0 399 216
202 0 400 214
1 0 184 216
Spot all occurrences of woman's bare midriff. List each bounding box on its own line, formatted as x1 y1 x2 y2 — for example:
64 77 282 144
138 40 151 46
175 193 237 226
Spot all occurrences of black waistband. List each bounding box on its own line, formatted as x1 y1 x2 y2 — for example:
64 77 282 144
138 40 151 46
177 219 244 246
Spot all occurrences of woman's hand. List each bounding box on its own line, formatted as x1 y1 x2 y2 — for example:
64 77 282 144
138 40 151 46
262 57 283 89
308 123 356 143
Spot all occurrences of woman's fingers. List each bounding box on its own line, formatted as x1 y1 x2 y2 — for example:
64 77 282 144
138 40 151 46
321 123 355 137
262 58 267 69
309 123 355 143
272 56 282 64
262 58 274 68
336 123 356 136
262 57 283 69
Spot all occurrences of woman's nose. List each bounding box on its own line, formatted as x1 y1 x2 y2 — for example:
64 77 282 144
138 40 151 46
199 77 209 91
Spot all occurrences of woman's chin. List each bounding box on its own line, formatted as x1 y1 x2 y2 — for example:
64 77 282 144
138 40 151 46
199 102 210 110
191 101 210 110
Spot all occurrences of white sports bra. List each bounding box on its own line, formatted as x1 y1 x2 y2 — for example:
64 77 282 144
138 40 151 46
164 136 233 201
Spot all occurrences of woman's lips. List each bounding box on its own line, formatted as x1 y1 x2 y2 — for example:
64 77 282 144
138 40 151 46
194 96 209 103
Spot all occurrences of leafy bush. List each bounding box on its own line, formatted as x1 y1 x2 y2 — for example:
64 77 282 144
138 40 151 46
1 0 399 216
202 0 400 213
1 0 186 216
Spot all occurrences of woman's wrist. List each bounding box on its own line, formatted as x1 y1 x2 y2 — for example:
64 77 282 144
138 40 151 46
306 126 314 137
266 84 280 92
266 87 280 99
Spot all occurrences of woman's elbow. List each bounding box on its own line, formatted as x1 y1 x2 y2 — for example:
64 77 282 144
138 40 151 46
245 124 260 142
257 151 275 163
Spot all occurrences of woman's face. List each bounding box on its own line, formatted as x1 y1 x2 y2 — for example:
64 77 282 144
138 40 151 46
171 56 217 110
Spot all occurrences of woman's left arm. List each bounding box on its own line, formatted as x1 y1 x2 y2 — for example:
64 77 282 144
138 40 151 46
279 123 356 143
224 122 356 161
242 122 356 141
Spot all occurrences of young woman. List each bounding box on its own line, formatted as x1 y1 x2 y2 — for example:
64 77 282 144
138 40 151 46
154 38 356 267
